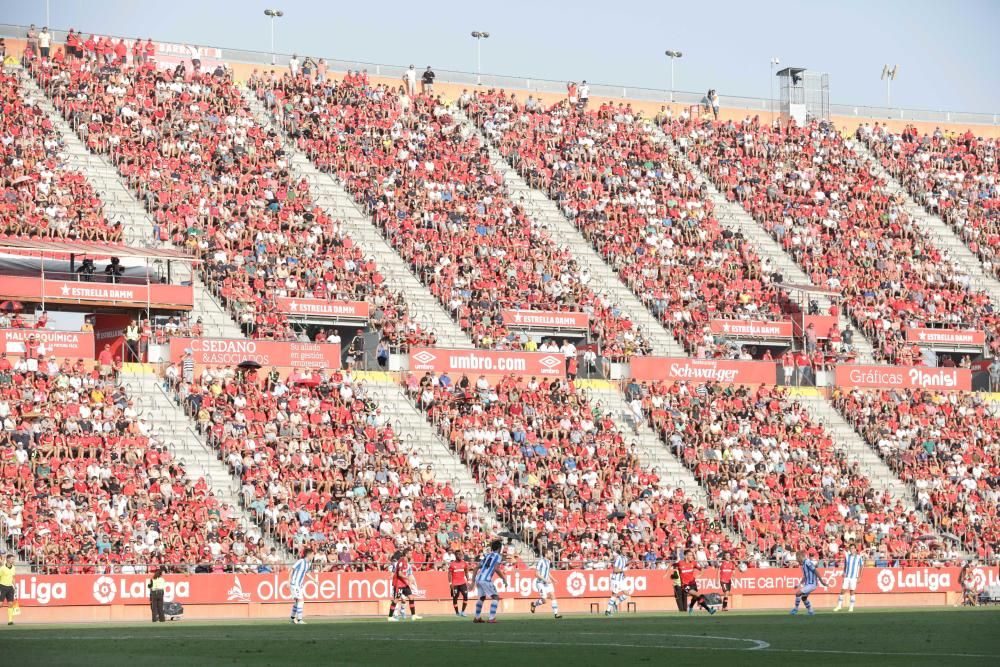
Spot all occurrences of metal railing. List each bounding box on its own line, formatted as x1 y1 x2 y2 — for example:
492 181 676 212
1 22 996 126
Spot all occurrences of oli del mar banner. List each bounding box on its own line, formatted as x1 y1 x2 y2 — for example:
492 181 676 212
11 566 994 607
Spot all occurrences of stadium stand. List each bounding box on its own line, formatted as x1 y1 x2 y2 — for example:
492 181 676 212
30 59 433 351
463 92 822 359
833 387 998 560
249 72 653 360
1 31 994 583
166 362 492 569
665 115 1000 365
0 71 122 242
631 379 950 563
0 359 262 574
406 371 740 566
857 124 1000 282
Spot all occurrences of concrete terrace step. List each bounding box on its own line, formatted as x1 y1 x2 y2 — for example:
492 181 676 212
853 140 1000 307
241 89 474 350
455 107 686 358
362 379 536 560
19 69 245 341
645 122 880 365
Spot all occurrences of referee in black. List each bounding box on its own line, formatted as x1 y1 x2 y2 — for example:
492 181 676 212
148 568 166 622
670 561 686 611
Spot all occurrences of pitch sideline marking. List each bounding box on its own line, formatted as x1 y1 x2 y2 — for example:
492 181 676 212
8 633 998 658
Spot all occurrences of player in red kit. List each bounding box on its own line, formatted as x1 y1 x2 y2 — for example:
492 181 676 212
719 554 736 611
388 548 421 621
677 551 716 615
448 549 472 617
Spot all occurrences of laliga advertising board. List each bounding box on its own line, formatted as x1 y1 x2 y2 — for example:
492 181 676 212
169 337 341 370
11 567 995 607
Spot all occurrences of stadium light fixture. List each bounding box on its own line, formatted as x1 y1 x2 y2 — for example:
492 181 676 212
264 8 285 66
471 31 490 85
665 50 683 103
770 57 780 117
881 64 899 109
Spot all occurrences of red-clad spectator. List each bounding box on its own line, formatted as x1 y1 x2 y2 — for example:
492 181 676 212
834 387 998 559
250 72 651 360
410 370 734 566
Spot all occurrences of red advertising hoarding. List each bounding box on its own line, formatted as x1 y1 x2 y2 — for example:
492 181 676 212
794 315 839 339
630 357 777 384
501 309 589 330
0 328 95 359
710 319 793 338
275 297 369 320
834 364 972 391
169 338 341 370
11 566 994 607
0 276 193 308
93 313 133 361
905 327 986 346
409 348 566 378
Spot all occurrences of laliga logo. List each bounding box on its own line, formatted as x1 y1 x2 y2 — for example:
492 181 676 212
876 569 895 593
93 576 117 604
566 572 587 597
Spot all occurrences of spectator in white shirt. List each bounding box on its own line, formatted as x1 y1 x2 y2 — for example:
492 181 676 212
38 27 51 59
403 65 417 96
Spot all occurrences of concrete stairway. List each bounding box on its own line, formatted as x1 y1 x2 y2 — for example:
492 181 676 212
362 378 535 559
456 107 686 358
795 394 916 506
123 367 292 558
646 122 879 364
587 387 707 504
121 369 258 521
242 90 473 350
588 386 744 546
19 71 149 248
853 139 1000 304
20 70 244 340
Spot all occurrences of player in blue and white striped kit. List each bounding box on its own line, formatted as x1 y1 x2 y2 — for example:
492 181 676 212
790 551 825 616
289 548 315 624
834 543 865 612
605 550 632 616
529 549 561 618
472 539 508 624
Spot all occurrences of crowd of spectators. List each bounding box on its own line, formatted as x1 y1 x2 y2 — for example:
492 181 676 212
463 90 813 359
249 71 651 360
0 71 122 242
666 115 1000 365
0 359 262 574
167 362 494 570
833 387 998 560
630 378 954 564
30 56 432 351
858 124 1000 282
407 370 740 567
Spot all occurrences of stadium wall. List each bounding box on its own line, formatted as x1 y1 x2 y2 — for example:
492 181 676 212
11 567 991 622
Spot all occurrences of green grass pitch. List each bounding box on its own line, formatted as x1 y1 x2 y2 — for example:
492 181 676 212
3 607 998 666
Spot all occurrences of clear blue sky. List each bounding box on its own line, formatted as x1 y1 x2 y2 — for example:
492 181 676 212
8 0 999 112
